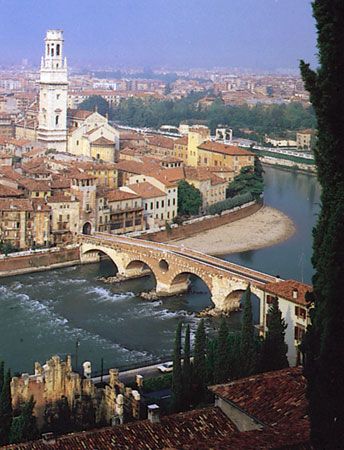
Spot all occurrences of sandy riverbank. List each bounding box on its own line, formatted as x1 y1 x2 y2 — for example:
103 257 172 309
175 206 295 256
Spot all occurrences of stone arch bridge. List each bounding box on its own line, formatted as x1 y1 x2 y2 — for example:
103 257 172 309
78 233 280 313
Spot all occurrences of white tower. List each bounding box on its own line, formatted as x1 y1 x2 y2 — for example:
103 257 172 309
38 30 68 152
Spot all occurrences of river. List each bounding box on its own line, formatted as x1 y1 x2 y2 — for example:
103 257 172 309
0 166 321 374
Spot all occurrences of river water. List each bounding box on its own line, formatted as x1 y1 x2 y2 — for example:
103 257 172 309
0 166 321 374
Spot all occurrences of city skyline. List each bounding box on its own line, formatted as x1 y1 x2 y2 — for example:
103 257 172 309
0 0 317 71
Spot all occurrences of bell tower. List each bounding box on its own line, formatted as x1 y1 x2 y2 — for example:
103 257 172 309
38 30 68 152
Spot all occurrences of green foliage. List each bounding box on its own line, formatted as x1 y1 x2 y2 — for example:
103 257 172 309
227 332 242 380
207 192 253 215
0 241 19 256
143 373 172 393
171 321 183 412
182 324 192 408
177 180 202 216
192 319 207 402
43 397 72 434
259 297 289 373
110 93 316 134
0 362 4 393
239 285 257 377
214 318 229 384
9 397 38 444
227 166 264 200
0 368 12 445
300 1 344 447
78 95 110 116
72 396 96 431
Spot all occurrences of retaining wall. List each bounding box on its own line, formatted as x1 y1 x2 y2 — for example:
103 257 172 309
0 247 80 278
138 202 262 243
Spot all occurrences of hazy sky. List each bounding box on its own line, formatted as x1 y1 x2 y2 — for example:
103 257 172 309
0 0 317 70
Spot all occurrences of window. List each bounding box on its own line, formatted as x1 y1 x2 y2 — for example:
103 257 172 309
168 199 170 207
294 325 305 341
150 202 153 210
161 200 164 208
295 306 307 320
55 115 59 126
266 295 275 304
76 140 79 146
173 198 176 206
57 94 60 100
56 44 60 56
156 201 159 208
145 204 148 210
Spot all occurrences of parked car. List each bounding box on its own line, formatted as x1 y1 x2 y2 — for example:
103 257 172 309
157 361 173 373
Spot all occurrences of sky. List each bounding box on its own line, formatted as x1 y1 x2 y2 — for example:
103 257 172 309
0 0 317 70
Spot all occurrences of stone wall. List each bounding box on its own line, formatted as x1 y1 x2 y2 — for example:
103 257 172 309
137 202 262 243
0 247 80 277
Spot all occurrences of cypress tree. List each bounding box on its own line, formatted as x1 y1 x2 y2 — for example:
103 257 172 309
0 361 4 393
259 297 289 373
171 321 183 412
239 285 257 377
214 318 229 383
9 397 38 444
0 368 13 445
182 324 192 408
300 1 344 447
206 338 217 385
227 332 241 380
192 319 207 402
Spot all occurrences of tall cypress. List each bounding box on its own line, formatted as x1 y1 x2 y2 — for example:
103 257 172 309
171 321 183 412
259 297 289 373
300 1 344 447
239 285 256 377
227 332 241 380
182 324 192 408
193 319 207 403
0 368 13 445
0 361 4 393
214 318 229 383
206 338 217 385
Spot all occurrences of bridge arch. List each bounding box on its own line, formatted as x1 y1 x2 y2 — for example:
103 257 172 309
124 259 158 286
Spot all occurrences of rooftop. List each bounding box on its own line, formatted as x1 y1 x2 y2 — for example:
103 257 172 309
264 280 312 306
198 141 254 157
127 182 165 199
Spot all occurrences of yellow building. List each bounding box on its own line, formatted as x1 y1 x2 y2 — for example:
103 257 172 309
76 161 118 188
0 198 50 249
48 194 80 245
90 137 117 162
184 167 227 210
173 136 188 163
197 141 254 175
187 125 211 166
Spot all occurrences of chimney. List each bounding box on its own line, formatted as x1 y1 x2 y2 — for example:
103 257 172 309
293 288 298 299
82 361 92 379
41 433 56 445
147 404 160 423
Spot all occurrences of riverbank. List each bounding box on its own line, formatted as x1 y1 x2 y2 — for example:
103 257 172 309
174 206 295 256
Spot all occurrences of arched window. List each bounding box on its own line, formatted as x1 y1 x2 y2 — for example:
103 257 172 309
55 115 59 126
51 47 54 57
56 44 60 56
47 44 50 56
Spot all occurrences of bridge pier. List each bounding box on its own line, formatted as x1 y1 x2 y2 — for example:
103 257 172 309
156 279 190 297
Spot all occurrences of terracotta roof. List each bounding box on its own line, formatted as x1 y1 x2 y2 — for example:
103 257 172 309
0 184 23 197
174 135 188 145
91 136 114 146
48 194 78 203
198 141 254 157
51 176 71 189
147 134 175 149
210 367 307 428
128 182 165 199
161 167 185 183
71 172 97 180
18 178 51 192
264 280 312 306
67 108 93 120
0 198 34 211
105 189 140 202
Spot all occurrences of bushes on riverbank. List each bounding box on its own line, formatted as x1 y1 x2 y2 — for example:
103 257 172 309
207 192 253 215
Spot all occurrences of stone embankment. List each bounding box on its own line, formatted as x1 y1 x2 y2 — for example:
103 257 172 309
98 271 150 284
0 246 80 278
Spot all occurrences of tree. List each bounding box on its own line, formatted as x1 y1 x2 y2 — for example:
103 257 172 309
177 180 202 216
206 338 217 386
0 361 4 393
300 1 344 447
259 297 289 373
43 397 72 434
78 95 109 117
192 319 207 403
182 324 192 408
171 321 183 412
227 332 242 380
214 318 229 384
9 397 38 444
0 368 12 445
227 166 264 200
239 285 257 377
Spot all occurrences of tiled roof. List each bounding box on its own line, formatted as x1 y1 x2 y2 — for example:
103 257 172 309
128 182 165 199
91 136 114 146
0 198 34 211
67 109 93 120
210 367 307 427
198 141 254 157
0 184 23 198
147 134 175 149
264 280 312 306
48 194 78 203
174 135 188 145
105 190 140 202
